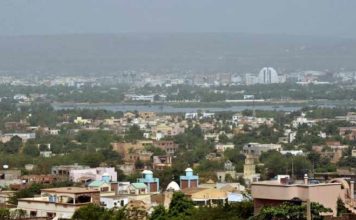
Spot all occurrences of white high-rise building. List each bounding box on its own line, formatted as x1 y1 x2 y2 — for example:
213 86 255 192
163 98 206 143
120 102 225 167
258 67 279 84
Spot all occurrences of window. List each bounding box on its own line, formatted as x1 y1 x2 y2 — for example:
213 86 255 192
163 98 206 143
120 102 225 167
30 211 37 217
47 212 56 218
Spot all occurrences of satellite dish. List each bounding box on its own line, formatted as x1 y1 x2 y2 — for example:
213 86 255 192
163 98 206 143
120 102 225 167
3 165 9 169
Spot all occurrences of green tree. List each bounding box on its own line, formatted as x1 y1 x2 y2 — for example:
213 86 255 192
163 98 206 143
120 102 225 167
189 201 254 220
218 134 229 144
23 143 40 157
125 125 143 141
168 192 194 218
0 208 10 220
255 202 331 220
10 183 43 205
2 136 22 154
72 204 106 220
39 144 49 151
150 205 167 220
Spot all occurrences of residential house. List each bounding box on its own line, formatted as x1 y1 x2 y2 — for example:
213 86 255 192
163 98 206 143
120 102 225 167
17 187 100 219
51 164 90 176
111 140 153 157
153 140 179 155
153 156 173 170
0 132 36 143
346 112 356 123
242 143 281 156
339 127 356 141
251 175 345 216
126 150 153 163
0 169 21 187
215 143 234 153
88 180 111 192
74 117 91 125
129 183 148 195
69 167 117 183
312 142 348 163
182 187 228 206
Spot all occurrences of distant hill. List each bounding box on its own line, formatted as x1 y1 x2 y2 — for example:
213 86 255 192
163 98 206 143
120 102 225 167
0 33 355 75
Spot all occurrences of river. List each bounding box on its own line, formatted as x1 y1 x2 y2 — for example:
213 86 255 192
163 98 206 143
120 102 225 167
52 102 308 113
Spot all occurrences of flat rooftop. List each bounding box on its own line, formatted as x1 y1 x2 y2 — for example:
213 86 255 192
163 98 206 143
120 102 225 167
252 180 341 187
41 187 99 194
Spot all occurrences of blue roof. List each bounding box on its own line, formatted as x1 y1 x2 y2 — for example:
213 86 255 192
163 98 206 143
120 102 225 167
131 183 147 189
88 180 107 187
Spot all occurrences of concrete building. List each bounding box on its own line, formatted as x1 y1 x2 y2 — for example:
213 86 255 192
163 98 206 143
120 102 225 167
153 156 172 170
112 141 153 156
137 170 159 193
180 168 199 190
182 187 228 206
73 117 91 125
280 150 304 156
0 169 21 187
251 176 346 216
153 140 179 155
51 164 90 176
339 127 356 141
242 143 281 156
215 143 235 153
346 112 356 122
69 167 117 183
0 132 36 143
17 187 100 219
258 67 279 84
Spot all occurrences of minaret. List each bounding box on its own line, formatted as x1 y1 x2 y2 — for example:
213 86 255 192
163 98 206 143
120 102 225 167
243 154 256 179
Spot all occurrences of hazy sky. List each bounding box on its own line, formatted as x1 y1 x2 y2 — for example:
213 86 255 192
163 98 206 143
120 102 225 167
1 0 355 37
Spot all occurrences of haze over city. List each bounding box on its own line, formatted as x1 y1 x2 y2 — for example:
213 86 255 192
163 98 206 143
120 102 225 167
1 0 356 37
1 1 356 220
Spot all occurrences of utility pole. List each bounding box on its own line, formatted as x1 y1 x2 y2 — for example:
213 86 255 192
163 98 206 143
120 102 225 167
291 157 294 181
306 199 312 220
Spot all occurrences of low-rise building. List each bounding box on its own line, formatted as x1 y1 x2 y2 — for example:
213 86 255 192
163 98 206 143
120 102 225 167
153 156 172 170
153 140 179 155
215 143 234 153
182 187 228 206
242 143 281 156
74 117 91 125
251 176 344 216
312 142 348 164
280 150 304 156
0 132 36 143
339 127 356 141
0 169 21 187
69 167 117 183
51 164 90 176
17 187 100 219
137 170 159 193
180 168 199 190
